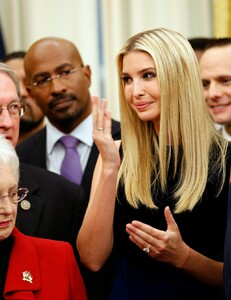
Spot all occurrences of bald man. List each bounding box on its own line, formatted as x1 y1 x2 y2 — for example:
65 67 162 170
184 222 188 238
16 37 120 197
16 37 121 300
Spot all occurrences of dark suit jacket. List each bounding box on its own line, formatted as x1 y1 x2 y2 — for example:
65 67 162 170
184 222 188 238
16 120 121 300
17 163 87 248
16 119 121 199
4 228 87 300
224 185 231 300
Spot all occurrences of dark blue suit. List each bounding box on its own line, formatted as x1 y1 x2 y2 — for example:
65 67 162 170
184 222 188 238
16 120 121 300
224 185 231 299
16 120 121 200
17 163 86 246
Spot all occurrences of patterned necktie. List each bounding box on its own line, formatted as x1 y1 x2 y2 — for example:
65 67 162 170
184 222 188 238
59 135 82 185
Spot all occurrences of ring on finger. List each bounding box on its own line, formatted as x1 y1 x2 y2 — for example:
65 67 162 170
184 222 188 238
97 127 104 131
143 244 151 253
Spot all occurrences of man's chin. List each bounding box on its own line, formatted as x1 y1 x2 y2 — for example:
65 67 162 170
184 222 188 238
212 116 231 125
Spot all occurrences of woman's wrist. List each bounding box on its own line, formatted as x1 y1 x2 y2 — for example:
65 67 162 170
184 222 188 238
102 162 120 173
177 246 191 269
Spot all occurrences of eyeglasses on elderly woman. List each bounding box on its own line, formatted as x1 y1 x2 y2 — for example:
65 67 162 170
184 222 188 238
0 187 29 204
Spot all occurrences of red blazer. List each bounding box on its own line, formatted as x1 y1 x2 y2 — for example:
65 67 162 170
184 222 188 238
4 228 87 300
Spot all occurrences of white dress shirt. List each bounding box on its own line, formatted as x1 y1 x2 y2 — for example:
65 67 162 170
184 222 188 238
46 115 93 175
221 125 231 142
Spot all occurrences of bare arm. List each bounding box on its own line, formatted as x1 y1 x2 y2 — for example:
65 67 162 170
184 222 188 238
77 97 121 271
126 206 223 287
180 248 223 287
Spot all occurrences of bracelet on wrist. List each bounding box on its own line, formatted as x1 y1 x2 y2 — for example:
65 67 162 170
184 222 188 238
178 246 191 269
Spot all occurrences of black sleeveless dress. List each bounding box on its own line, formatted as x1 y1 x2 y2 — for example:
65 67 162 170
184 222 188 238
110 146 231 300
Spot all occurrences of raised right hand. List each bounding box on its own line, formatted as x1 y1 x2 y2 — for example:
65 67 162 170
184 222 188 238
92 96 121 170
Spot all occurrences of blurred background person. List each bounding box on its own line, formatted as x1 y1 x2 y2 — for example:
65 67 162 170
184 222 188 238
3 51 45 144
198 37 231 299
199 38 231 141
188 37 213 61
224 185 231 300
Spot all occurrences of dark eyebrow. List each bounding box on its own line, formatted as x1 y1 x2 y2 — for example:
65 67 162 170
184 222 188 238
138 67 156 74
121 72 129 76
33 72 50 80
33 63 74 80
122 67 156 76
55 63 74 72
217 75 231 80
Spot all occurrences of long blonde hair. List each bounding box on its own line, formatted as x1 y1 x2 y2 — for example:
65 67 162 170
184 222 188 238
116 28 228 213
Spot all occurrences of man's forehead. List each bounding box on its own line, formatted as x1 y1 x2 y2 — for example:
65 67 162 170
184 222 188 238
201 45 231 63
25 51 80 80
0 72 15 85
0 73 18 100
200 49 231 74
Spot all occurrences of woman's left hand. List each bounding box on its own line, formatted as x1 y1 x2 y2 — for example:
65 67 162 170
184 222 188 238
126 206 190 268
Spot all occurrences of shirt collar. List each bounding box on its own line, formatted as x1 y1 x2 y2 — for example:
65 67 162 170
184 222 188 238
221 125 231 141
46 115 93 154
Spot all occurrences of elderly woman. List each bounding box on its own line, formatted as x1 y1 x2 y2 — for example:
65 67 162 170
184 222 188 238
0 135 87 299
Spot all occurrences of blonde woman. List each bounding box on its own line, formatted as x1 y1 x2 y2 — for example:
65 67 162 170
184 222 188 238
77 28 231 299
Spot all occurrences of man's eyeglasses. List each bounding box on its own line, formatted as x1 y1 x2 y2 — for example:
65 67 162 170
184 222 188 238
0 187 29 204
0 103 27 118
32 66 83 88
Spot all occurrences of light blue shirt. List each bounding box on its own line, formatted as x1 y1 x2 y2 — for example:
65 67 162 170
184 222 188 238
46 115 93 175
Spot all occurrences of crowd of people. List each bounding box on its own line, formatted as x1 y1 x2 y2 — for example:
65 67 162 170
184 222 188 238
0 27 230 299
0 65 87 299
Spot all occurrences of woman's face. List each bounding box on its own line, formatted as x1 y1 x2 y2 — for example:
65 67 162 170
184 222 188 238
121 51 161 133
0 164 18 241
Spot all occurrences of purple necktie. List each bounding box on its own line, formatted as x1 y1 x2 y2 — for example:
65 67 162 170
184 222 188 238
59 135 82 185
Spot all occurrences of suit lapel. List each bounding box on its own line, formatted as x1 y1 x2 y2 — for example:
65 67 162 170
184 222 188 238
16 163 44 236
33 128 47 168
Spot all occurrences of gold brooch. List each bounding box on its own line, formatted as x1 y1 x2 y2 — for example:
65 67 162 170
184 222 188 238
20 200 31 210
22 271 33 284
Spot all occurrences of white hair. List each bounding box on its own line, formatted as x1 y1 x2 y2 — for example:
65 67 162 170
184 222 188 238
0 135 19 181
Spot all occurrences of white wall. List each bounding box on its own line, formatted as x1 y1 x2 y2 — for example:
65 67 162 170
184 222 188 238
0 0 213 119
0 0 101 99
